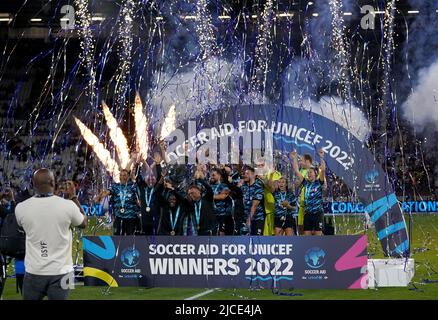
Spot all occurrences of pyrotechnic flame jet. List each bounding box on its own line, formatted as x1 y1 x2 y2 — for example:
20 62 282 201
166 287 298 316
102 101 131 170
74 117 122 182
75 93 177 182
134 93 149 162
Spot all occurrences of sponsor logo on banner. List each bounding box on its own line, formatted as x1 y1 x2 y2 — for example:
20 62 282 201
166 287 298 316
305 247 326 269
365 169 379 184
363 169 381 192
120 247 142 277
160 104 407 256
302 247 328 281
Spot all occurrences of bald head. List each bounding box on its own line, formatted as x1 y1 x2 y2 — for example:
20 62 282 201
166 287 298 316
33 168 55 194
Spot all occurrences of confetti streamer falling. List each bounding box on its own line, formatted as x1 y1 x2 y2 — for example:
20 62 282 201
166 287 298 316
102 101 131 169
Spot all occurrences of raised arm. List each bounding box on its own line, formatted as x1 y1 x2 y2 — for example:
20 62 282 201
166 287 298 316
152 152 163 181
266 171 276 193
125 151 140 172
199 179 214 202
163 180 190 207
141 158 150 170
318 148 326 183
159 139 170 164
290 150 304 184
155 180 166 205
194 170 213 202
65 181 88 229
93 189 111 204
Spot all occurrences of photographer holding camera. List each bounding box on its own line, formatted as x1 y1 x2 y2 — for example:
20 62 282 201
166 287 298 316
15 169 87 300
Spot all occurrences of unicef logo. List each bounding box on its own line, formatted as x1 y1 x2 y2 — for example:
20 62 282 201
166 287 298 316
305 247 326 269
365 169 379 184
121 247 140 268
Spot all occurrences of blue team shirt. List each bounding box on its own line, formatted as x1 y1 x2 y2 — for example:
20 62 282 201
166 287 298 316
241 179 265 221
211 182 231 216
273 190 296 217
302 179 324 214
110 181 140 218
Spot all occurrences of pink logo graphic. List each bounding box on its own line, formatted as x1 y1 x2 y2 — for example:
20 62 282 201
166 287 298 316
335 235 368 289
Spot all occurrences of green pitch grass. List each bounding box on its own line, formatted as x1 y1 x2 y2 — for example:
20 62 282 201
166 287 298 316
3 214 438 300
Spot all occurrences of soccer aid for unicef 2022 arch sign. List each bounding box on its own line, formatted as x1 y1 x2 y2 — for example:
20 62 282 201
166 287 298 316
82 104 407 289
164 104 408 258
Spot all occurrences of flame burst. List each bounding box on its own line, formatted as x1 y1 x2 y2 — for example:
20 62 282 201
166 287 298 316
74 117 121 181
160 105 176 139
102 102 131 169
75 96 150 182
134 93 149 161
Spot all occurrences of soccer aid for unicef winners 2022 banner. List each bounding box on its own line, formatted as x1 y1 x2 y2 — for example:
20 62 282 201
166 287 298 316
164 120 275 166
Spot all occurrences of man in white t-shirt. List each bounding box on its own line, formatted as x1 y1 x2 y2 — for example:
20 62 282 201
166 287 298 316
15 168 87 300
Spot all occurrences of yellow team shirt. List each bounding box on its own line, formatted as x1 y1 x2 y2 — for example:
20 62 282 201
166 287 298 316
262 170 282 235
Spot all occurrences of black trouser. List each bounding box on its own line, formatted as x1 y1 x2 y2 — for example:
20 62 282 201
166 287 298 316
303 212 324 232
23 272 73 300
113 217 138 236
138 214 158 235
138 223 155 236
274 215 296 231
16 274 24 294
215 215 235 235
250 219 265 236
